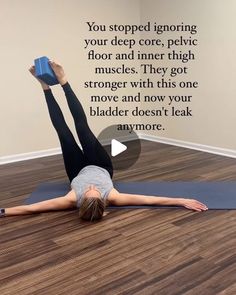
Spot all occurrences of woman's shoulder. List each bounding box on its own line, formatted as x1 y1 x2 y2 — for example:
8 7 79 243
65 189 78 207
106 188 119 205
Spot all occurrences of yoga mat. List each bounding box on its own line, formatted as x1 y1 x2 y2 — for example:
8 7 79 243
24 181 236 209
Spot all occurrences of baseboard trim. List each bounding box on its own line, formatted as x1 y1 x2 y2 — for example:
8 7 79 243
138 133 236 159
0 136 132 165
1 134 236 165
0 148 62 165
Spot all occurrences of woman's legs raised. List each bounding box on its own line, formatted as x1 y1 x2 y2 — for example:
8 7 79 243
61 82 113 178
29 65 86 182
48 60 113 177
43 88 87 182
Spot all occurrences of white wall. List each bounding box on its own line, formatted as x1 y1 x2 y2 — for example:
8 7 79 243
0 0 141 158
140 0 236 150
1 0 236 162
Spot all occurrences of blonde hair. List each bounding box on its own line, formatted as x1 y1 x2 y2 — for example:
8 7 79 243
78 196 106 221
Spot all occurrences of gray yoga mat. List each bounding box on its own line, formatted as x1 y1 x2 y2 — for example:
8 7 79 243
24 181 236 209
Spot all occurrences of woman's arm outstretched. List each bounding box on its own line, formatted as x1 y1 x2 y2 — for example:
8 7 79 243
108 189 208 212
2 190 77 217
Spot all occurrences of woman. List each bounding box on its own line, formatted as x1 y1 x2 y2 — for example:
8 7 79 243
0 61 208 221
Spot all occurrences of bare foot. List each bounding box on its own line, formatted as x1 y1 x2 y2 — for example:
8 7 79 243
29 65 50 90
48 60 68 85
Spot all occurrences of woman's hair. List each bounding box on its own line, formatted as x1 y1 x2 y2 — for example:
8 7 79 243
78 196 106 221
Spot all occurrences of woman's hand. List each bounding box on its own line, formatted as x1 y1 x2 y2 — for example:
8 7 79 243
179 198 208 212
48 60 68 85
29 65 50 90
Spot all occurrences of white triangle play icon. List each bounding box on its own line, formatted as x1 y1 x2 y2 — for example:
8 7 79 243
111 139 127 157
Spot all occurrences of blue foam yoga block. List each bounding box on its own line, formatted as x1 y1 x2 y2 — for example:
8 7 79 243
34 56 59 85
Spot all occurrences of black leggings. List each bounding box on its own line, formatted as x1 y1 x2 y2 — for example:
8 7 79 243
43 82 113 183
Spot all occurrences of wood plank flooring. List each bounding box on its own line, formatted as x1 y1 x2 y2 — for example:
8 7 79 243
0 140 236 295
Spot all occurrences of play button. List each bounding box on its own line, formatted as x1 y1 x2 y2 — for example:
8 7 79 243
97 124 141 171
111 139 127 157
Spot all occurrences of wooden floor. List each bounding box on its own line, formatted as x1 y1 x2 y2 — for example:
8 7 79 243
0 140 236 295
